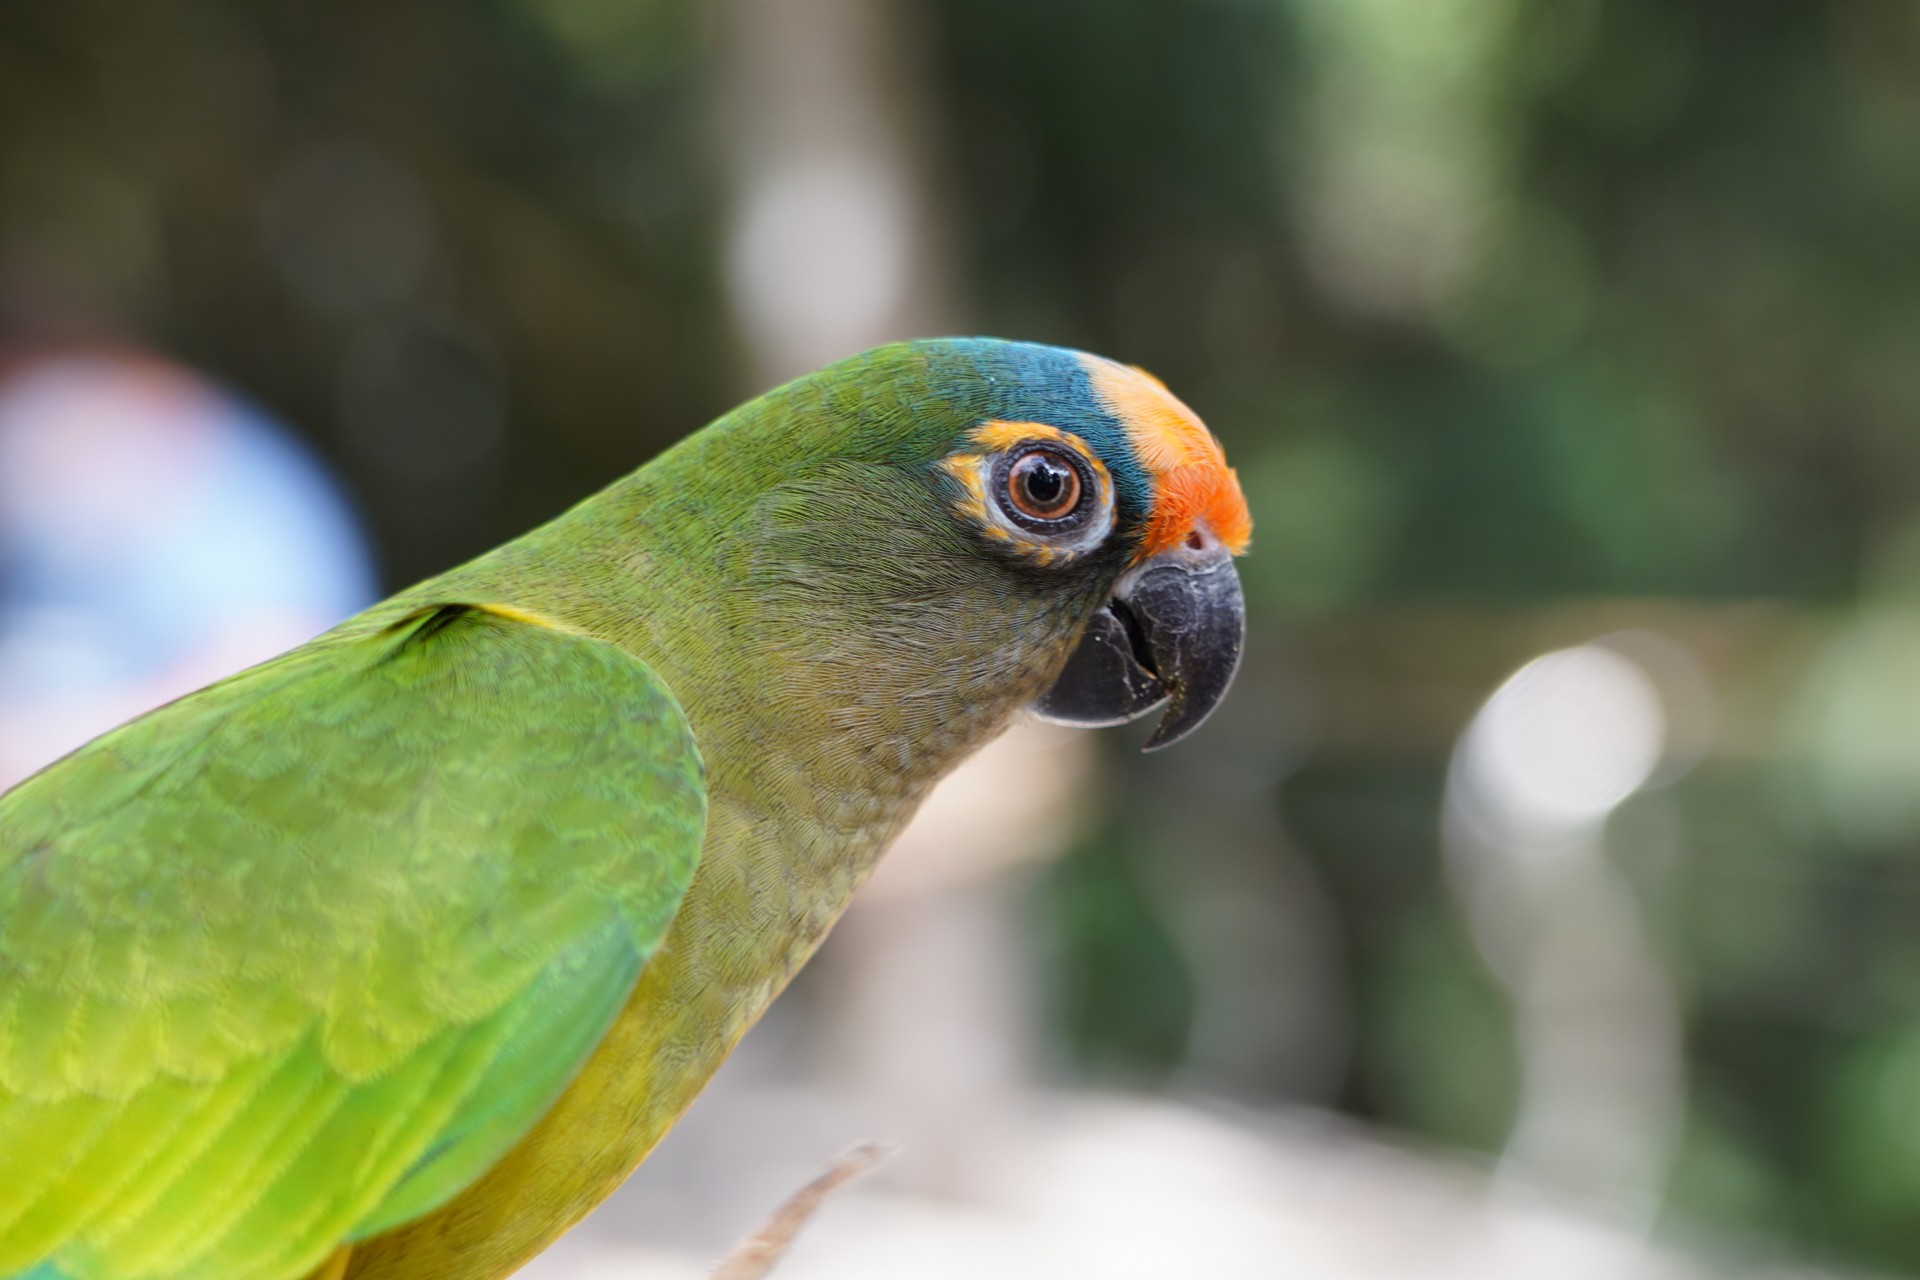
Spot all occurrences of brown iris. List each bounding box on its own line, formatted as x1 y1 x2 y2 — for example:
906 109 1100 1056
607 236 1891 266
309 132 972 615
1005 448 1083 521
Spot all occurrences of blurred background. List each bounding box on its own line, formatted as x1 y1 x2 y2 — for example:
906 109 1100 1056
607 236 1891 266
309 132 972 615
5 1 1920 1276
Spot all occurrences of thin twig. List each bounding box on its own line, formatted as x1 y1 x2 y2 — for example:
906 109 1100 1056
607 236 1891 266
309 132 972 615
709 1141 893 1280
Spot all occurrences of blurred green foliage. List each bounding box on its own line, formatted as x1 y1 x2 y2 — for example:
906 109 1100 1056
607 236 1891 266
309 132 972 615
6 0 1920 1272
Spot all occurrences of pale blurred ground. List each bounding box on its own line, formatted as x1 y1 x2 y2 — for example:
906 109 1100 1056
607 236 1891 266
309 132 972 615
523 1089 1858 1280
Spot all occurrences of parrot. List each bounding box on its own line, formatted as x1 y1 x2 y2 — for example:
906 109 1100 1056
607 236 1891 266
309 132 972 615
0 338 1252 1280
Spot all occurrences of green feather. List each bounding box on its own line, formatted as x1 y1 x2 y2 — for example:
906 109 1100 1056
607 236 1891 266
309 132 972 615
0 606 705 1280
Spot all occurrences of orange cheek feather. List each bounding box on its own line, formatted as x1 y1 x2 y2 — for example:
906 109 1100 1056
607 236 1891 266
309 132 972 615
1080 355 1252 559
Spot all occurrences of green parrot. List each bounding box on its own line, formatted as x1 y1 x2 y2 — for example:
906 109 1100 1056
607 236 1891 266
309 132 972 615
0 338 1252 1280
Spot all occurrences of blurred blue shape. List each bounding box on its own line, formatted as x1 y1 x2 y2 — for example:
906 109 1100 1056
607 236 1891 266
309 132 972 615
0 352 377 785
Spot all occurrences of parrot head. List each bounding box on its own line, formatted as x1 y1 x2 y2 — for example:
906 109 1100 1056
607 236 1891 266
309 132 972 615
681 338 1252 756
918 340 1251 749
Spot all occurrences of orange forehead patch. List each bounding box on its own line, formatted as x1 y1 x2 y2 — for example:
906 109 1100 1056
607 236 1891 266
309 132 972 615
1080 355 1252 559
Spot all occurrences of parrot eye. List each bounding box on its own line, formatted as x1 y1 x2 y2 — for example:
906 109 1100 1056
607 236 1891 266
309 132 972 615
941 423 1116 564
998 447 1088 528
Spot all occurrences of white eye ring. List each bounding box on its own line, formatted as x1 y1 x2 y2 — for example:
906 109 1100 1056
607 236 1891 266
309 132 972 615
940 424 1119 565
966 446 1115 562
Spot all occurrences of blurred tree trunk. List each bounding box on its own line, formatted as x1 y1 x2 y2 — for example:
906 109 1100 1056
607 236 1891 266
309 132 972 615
717 0 956 387
713 0 1088 1200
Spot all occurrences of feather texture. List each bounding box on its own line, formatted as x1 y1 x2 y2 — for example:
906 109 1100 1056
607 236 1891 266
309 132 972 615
0 607 705 1280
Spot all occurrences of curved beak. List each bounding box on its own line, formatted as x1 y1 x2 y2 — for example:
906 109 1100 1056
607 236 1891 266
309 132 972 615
1033 541 1245 751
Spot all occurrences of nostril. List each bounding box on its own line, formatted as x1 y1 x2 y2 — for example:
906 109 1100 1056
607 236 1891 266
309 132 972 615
1185 530 1205 552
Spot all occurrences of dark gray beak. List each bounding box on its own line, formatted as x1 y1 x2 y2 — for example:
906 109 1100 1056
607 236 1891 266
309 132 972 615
1033 541 1245 751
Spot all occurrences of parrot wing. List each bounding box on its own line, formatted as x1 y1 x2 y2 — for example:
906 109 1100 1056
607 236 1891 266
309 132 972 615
0 603 706 1280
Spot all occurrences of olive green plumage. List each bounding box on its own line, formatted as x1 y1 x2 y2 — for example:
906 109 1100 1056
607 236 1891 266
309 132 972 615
0 339 1240 1280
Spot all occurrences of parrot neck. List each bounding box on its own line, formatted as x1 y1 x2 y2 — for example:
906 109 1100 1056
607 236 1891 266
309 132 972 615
338 371 1102 1270
402 448 1075 950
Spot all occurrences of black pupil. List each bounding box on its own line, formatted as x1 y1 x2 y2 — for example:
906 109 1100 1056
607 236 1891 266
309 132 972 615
1023 458 1068 509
